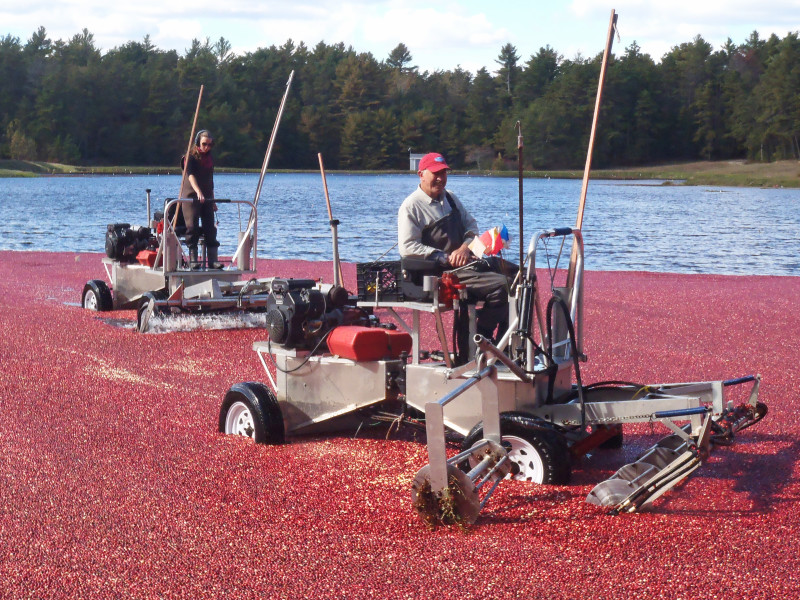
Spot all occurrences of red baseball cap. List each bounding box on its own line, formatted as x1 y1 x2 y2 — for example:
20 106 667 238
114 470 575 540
418 152 450 173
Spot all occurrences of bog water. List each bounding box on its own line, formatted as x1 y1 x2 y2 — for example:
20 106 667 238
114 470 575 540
1 173 798 276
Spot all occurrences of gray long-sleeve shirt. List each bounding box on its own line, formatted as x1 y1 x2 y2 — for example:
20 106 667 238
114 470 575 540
397 186 479 258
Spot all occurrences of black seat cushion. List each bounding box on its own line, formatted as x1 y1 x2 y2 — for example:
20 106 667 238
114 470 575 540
165 203 188 237
400 257 444 300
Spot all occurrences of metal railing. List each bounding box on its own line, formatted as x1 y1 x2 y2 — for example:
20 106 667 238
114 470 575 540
156 198 258 273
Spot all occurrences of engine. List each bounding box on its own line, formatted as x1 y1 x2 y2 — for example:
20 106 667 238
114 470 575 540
264 278 367 350
106 223 155 262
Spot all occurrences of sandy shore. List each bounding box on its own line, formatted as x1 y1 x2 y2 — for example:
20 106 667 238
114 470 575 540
2 250 799 598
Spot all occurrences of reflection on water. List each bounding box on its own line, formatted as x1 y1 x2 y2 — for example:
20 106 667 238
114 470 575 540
2 173 798 276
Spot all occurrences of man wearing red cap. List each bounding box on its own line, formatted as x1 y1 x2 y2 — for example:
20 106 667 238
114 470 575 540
398 152 512 342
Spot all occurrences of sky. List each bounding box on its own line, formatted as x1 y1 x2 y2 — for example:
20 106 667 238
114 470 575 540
2 0 799 73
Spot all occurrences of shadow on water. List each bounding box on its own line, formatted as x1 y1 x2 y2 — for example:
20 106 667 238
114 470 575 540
477 428 797 523
99 317 136 329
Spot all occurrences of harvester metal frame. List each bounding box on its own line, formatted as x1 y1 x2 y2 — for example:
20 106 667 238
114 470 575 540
82 70 294 333
217 11 764 524
219 225 765 526
406 227 763 523
81 191 276 332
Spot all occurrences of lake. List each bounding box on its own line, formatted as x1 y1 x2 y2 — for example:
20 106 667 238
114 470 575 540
1 173 798 276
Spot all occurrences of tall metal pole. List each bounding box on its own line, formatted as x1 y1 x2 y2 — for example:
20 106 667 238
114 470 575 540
231 70 295 266
566 9 617 287
252 70 294 214
516 121 524 280
318 153 343 287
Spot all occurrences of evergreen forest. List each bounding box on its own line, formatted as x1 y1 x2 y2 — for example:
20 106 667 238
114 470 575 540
1 27 799 170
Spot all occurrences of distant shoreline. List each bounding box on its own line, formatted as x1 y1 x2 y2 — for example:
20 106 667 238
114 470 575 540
1 158 798 188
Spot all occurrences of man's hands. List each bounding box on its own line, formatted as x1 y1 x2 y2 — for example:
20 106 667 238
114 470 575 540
448 244 473 268
431 244 474 268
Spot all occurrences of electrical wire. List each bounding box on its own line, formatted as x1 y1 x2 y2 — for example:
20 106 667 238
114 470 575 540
270 328 335 374
365 242 398 264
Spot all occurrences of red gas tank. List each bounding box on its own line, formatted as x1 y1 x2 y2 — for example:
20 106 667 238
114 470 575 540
385 328 413 358
327 326 412 361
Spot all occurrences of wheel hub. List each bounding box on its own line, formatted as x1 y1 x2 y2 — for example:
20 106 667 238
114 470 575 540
226 401 256 439
502 435 545 483
84 291 98 311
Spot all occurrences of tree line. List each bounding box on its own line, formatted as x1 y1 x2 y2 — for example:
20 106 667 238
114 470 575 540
1 26 799 170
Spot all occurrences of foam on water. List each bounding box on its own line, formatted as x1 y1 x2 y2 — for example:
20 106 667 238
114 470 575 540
144 311 266 334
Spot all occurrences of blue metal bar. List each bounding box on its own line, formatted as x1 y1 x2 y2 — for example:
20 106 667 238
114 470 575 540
723 375 756 387
653 406 710 419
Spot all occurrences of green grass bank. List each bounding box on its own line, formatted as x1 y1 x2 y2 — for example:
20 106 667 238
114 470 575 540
2 158 798 188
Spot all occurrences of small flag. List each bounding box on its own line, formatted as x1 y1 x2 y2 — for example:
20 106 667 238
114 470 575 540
469 225 510 258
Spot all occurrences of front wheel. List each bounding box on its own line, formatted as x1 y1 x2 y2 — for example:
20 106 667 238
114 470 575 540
136 290 167 333
219 382 284 445
82 280 113 311
461 413 571 485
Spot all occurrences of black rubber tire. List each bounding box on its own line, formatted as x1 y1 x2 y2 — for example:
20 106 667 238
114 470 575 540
143 289 168 302
136 290 168 332
219 382 285 445
599 425 624 449
461 412 571 485
82 280 113 311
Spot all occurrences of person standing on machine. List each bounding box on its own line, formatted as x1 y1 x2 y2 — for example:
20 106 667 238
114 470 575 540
398 152 512 342
180 129 221 269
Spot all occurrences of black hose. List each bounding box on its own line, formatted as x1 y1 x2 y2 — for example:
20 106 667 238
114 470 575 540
546 294 585 428
583 380 647 390
237 277 260 307
270 328 335 374
545 298 557 403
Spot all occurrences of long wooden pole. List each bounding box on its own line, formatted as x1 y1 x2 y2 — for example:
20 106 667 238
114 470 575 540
231 70 295 266
158 85 203 270
178 85 204 204
318 153 344 286
566 9 617 286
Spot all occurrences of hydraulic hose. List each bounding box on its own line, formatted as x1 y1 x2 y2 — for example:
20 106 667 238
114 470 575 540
546 294 585 429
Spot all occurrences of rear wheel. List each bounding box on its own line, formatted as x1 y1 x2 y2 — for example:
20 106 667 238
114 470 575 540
82 280 113 311
219 382 284 444
461 413 571 484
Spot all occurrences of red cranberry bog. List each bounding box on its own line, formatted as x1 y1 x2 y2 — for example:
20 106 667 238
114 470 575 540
3 12 797 598
1 250 798 598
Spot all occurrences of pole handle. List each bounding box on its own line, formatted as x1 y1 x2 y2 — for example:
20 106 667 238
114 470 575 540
566 9 617 287
516 120 524 282
319 153 344 287
232 70 295 266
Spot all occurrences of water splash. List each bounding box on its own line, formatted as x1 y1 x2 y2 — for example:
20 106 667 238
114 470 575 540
144 311 266 334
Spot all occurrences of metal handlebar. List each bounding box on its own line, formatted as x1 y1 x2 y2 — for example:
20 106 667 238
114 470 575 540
159 198 258 272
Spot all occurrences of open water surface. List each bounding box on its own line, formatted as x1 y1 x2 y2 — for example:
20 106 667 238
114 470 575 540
1 173 798 275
